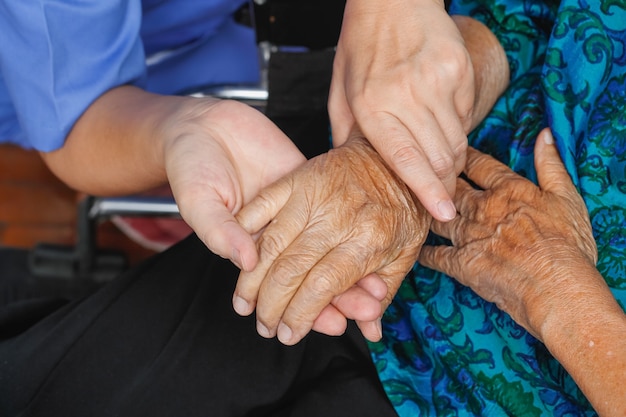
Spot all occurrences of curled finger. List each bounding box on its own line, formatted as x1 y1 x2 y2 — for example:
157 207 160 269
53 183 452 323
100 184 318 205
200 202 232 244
418 244 462 280
464 147 527 190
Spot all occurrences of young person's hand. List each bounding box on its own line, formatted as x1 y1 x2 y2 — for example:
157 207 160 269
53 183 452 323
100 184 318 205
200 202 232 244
330 0 474 222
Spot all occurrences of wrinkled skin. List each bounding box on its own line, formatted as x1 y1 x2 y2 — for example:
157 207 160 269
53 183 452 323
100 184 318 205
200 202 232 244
419 129 598 340
419 128 626 416
330 0 475 222
234 135 431 345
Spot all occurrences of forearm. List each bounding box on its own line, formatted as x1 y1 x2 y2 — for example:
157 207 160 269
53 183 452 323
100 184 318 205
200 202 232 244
40 85 187 196
539 265 626 416
452 15 510 132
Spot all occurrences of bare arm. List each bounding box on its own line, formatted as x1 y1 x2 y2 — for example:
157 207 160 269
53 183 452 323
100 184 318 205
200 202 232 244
451 15 509 132
40 86 175 195
40 86 306 271
420 129 626 416
539 262 626 416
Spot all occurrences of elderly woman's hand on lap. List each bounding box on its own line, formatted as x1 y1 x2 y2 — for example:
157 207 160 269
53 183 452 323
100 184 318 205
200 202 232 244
420 128 626 417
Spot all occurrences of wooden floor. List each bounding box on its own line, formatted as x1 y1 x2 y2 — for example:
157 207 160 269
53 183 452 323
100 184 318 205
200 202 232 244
0 144 156 266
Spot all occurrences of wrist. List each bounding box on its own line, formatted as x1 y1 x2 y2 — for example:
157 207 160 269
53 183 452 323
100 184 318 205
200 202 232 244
532 262 619 344
451 15 509 131
536 265 626 416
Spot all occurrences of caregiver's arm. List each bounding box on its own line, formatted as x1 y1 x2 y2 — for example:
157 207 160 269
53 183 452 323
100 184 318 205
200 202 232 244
420 129 626 417
40 87 306 270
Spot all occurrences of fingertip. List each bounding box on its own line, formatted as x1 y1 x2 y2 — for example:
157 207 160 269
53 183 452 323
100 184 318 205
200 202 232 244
277 322 294 345
232 294 254 316
417 245 432 265
408 179 457 222
233 243 259 272
436 199 457 222
312 306 348 336
417 245 438 270
356 318 383 342
357 273 388 301
256 321 274 339
542 127 554 145
534 128 556 159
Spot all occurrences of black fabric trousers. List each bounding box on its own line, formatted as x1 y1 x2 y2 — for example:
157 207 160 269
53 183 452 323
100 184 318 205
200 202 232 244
0 235 397 417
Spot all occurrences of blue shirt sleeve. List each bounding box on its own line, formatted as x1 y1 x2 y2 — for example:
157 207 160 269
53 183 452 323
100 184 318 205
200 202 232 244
0 1 146 151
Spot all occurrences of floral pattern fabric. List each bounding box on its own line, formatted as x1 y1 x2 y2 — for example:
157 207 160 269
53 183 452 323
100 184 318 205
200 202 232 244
370 0 626 415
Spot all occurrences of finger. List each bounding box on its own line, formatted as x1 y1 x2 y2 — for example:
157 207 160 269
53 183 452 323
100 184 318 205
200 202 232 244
299 286 383 344
464 146 523 190
448 177 480 217
355 318 383 342
328 77 355 148
375 256 422 310
356 273 388 301
418 244 462 280
252 228 336 337
397 102 467 196
311 279 385 338
233 196 313 318
311 305 348 336
534 128 578 196
431 104 469 183
274 243 374 345
359 112 457 222
235 177 293 235
332 285 383 322
194 198 259 273
429 180 475 241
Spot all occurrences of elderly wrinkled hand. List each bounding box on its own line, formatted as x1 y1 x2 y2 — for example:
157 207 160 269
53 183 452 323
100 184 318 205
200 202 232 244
329 0 475 223
233 134 430 345
419 128 599 340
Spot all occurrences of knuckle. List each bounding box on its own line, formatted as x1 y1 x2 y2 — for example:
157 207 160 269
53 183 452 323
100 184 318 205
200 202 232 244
306 270 342 302
266 259 304 290
389 143 422 171
423 47 472 87
429 152 457 179
258 232 286 260
453 139 468 159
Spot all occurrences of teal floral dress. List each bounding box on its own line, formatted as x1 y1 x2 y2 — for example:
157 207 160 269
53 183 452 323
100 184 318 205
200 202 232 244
370 0 626 415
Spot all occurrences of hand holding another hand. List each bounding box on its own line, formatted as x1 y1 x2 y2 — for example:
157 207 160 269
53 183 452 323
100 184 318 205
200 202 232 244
162 98 307 271
330 0 475 222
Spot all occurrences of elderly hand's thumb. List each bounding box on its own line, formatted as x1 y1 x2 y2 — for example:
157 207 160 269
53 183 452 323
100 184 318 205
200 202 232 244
534 128 575 194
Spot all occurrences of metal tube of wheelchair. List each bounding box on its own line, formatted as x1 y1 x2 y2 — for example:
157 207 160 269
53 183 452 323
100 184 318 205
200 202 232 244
88 197 181 219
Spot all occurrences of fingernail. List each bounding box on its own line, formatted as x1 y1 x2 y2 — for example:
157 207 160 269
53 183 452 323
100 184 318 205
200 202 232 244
231 248 243 270
375 318 383 340
232 295 250 315
277 322 293 344
257 321 272 338
543 129 554 145
437 200 457 221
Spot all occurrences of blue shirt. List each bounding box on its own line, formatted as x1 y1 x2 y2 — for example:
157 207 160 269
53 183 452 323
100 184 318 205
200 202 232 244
0 0 259 151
